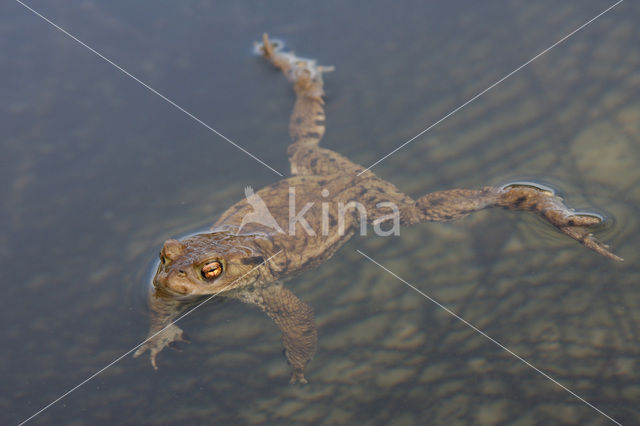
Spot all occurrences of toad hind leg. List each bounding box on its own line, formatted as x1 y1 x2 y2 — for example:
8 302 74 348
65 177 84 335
258 33 331 148
257 34 622 260
258 33 369 176
409 183 623 261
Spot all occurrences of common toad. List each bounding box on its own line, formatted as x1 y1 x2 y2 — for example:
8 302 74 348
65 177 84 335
134 34 622 384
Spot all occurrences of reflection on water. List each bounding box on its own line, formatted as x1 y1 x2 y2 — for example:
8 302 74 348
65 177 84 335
2 0 639 424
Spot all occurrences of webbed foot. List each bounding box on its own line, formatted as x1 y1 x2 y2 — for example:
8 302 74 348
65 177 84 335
558 218 623 261
133 323 189 370
498 182 623 261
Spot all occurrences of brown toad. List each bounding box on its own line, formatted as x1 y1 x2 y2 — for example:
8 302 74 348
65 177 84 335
134 34 622 384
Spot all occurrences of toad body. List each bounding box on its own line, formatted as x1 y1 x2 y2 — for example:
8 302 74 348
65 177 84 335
134 34 622 384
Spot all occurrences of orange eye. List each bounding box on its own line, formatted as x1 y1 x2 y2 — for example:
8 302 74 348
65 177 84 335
201 260 223 280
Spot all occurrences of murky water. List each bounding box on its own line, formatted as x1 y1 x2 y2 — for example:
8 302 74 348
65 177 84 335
2 0 639 424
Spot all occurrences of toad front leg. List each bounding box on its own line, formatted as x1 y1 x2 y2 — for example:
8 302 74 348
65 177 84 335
133 291 191 369
231 283 317 384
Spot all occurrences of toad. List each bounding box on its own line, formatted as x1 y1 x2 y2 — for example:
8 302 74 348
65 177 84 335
134 34 622 384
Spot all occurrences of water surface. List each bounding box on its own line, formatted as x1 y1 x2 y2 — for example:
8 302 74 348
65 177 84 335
2 0 639 424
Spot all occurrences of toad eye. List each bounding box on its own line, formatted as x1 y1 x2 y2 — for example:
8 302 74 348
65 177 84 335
201 260 223 280
159 254 167 265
